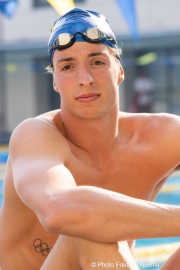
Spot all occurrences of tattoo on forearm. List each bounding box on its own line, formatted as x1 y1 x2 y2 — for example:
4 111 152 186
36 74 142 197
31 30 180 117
33 238 52 256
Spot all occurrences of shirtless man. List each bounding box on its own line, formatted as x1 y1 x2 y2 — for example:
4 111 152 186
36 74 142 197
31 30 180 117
1 8 180 270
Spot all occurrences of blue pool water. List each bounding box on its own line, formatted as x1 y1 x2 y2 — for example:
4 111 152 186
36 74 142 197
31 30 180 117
0 152 8 163
0 180 3 206
0 150 8 206
0 150 180 269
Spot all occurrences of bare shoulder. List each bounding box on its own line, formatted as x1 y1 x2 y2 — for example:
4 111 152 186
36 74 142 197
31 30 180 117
120 112 180 135
119 112 180 149
119 112 180 170
147 112 180 127
140 113 180 138
9 110 70 163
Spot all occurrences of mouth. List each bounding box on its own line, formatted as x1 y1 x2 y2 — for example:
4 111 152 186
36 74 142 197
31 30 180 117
76 93 100 103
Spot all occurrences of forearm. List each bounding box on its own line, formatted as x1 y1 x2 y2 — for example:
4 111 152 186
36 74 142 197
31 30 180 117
41 186 180 243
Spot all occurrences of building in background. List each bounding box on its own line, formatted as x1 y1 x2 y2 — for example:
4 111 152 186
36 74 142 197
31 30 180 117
0 0 180 141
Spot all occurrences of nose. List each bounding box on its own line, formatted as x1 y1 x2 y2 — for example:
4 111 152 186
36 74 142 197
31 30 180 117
77 66 94 87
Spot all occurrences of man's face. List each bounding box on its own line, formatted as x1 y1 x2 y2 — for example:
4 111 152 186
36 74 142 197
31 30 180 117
53 42 124 120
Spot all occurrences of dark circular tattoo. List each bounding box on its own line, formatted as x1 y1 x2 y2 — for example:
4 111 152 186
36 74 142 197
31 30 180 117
33 238 52 256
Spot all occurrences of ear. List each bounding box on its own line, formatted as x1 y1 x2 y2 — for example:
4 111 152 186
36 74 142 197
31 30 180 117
118 65 125 85
53 76 59 93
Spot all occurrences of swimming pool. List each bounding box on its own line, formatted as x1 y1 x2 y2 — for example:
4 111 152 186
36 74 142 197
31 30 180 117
0 148 180 269
0 148 7 207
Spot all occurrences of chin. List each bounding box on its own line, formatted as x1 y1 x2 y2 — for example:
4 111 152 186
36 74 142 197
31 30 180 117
71 107 113 120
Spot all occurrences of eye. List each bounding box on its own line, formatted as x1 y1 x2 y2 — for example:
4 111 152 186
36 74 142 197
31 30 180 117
61 65 72 71
93 60 104 65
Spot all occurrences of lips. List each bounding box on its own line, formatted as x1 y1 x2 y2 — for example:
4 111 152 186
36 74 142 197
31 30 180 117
76 93 100 102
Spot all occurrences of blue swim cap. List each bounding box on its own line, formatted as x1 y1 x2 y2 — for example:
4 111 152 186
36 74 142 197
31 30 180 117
48 8 120 65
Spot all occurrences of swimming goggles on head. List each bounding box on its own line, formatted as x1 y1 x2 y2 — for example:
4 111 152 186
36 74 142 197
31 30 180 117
48 27 117 52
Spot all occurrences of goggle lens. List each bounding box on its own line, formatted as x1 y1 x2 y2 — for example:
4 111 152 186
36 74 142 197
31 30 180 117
86 28 104 40
58 33 72 46
50 27 116 52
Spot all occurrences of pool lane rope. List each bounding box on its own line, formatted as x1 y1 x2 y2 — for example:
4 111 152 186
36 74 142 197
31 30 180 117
134 242 180 258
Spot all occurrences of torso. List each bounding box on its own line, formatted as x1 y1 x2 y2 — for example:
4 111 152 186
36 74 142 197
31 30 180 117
0 110 180 269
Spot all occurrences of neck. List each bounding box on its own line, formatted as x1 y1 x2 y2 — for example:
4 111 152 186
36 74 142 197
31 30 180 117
60 106 120 157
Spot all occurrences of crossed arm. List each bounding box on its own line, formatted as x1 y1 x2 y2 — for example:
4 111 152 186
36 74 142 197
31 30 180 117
10 118 180 243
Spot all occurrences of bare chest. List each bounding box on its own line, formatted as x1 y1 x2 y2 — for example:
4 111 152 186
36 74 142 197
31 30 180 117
66 145 175 201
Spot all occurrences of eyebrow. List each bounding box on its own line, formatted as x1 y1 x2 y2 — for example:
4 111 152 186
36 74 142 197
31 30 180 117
87 51 107 57
56 57 75 64
56 51 107 64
